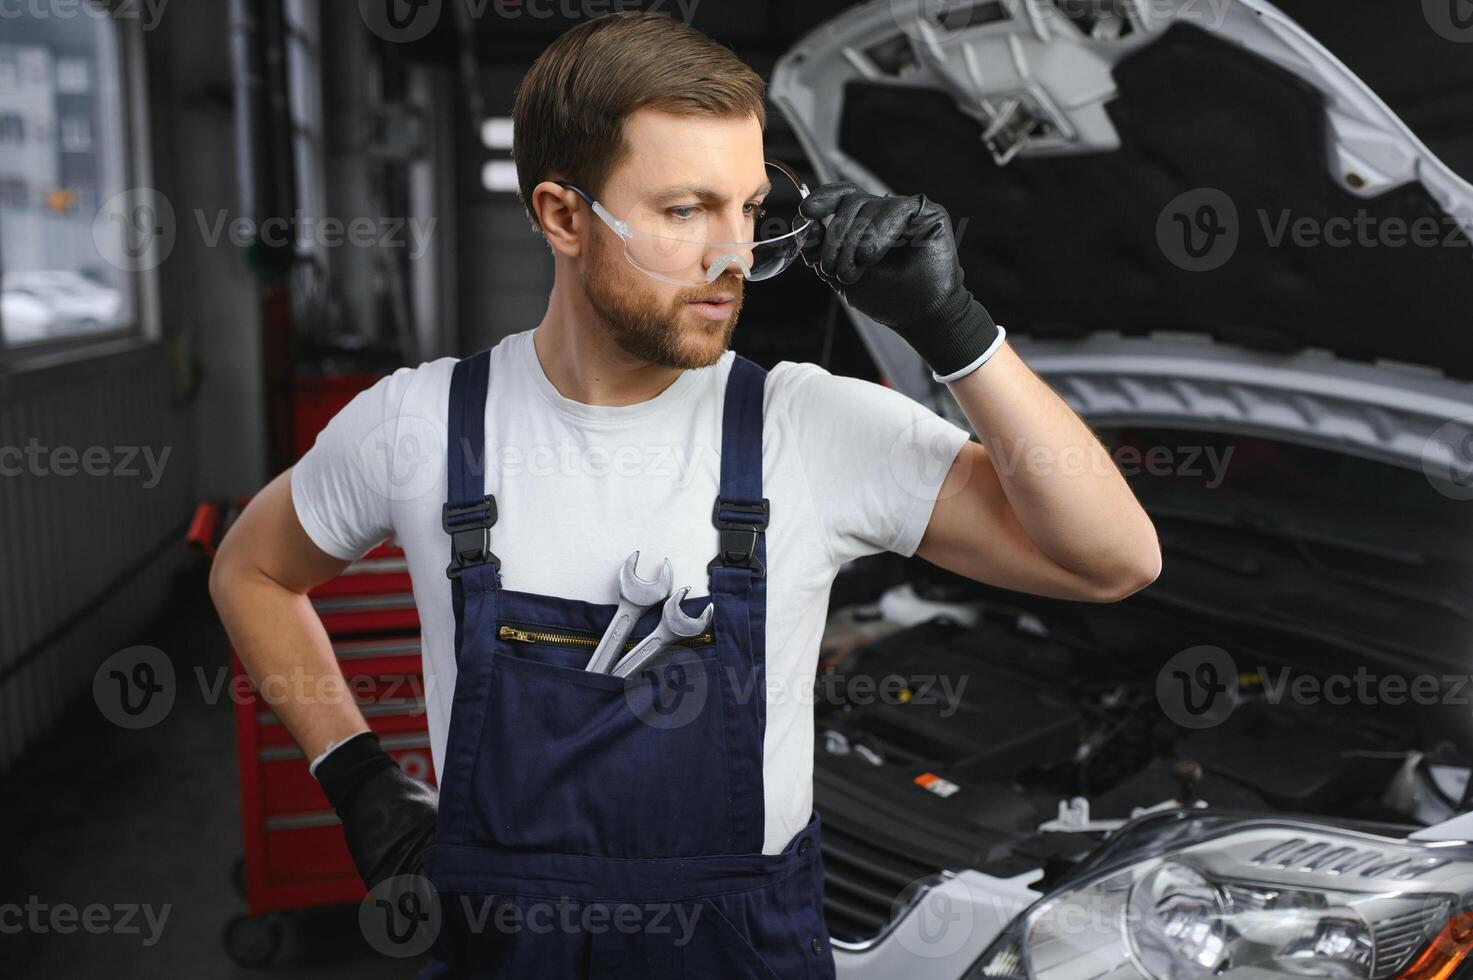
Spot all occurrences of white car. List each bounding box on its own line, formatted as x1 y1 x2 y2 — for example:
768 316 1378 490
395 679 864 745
1 286 56 345
2 270 124 336
774 2 1473 978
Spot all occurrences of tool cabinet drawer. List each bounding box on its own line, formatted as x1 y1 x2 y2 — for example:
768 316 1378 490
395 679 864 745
255 733 435 818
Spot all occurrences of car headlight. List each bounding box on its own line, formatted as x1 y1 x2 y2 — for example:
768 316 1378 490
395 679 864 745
969 813 1473 980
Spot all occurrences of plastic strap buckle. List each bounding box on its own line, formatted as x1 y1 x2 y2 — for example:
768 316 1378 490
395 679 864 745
708 497 770 577
442 494 500 579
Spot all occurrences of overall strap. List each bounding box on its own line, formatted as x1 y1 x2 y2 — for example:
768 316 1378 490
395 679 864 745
708 353 770 851
444 349 501 661
708 354 770 580
446 348 491 517
438 349 502 842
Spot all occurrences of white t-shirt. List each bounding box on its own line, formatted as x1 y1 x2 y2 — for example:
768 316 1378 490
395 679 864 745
291 328 971 854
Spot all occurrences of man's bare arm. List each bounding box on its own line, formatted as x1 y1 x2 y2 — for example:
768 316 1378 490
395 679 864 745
207 467 367 761
917 342 1162 602
795 183 1160 602
209 467 437 890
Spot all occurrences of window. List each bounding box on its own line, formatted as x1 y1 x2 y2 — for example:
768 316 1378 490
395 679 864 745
56 57 90 94
0 178 27 206
0 6 137 351
60 116 91 152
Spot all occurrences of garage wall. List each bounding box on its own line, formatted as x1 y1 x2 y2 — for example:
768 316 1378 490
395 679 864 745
144 0 267 497
0 0 261 773
0 344 194 770
455 65 554 355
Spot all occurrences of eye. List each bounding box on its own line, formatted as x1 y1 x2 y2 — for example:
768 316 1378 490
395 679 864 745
744 202 767 218
667 206 700 221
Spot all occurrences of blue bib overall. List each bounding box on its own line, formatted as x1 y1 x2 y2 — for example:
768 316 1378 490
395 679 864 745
418 349 837 978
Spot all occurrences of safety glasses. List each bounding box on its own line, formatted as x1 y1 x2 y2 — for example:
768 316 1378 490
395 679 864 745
556 161 813 286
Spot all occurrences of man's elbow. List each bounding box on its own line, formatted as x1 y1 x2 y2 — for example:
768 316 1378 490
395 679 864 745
1082 543 1162 603
209 529 265 610
207 542 243 608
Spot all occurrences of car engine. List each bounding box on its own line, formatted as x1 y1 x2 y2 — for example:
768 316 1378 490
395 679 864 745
813 586 1444 946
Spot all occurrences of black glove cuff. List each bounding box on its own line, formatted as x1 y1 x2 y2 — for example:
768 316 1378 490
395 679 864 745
314 730 395 812
895 282 1000 378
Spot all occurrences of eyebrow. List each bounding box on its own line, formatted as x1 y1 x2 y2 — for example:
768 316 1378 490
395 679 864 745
648 179 773 205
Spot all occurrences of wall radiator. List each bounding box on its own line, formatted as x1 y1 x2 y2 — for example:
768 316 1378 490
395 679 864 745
0 344 194 771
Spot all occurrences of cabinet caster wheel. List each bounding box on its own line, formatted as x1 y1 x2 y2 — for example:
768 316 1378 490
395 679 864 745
223 913 281 968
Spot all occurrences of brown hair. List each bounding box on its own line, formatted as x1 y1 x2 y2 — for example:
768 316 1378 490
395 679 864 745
512 11 766 232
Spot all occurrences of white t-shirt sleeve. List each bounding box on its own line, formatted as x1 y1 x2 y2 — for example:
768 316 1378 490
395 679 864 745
776 362 972 566
291 369 418 561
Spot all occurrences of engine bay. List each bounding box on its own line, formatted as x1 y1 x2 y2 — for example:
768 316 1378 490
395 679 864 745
812 555 1464 945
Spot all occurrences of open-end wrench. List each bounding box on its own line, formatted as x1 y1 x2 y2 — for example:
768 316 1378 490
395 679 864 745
585 552 674 673
609 587 714 679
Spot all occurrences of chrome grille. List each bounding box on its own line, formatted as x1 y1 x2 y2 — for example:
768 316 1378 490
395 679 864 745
1373 903 1446 979
819 821 942 944
1250 838 1448 879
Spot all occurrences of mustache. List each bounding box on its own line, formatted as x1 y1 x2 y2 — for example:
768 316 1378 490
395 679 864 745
677 275 745 304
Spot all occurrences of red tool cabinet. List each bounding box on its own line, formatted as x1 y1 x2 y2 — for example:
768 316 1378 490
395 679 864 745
307 545 422 635
219 541 431 967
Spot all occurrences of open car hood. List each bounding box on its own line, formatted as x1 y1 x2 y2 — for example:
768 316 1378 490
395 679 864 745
771 0 1473 474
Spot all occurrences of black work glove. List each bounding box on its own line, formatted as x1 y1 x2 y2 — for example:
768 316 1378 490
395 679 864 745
314 731 438 890
798 182 1002 381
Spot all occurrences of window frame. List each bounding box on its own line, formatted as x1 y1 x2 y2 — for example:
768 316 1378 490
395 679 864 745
0 8 159 370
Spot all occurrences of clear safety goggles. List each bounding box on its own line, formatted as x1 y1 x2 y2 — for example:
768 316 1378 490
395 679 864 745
556 160 813 286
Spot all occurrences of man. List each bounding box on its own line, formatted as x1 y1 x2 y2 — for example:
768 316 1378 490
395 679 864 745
209 11 1159 977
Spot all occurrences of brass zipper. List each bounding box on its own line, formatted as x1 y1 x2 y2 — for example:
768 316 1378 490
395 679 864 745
499 626 597 647
498 623 714 650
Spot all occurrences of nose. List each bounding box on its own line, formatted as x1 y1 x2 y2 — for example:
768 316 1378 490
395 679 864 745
701 204 756 279
685 196 764 282
703 252 753 283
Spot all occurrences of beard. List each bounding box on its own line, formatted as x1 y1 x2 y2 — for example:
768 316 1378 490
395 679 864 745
581 229 744 370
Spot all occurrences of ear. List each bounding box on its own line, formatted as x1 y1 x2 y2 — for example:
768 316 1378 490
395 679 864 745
531 180 584 258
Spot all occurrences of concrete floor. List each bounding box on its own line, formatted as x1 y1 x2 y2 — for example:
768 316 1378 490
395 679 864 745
0 564 418 978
